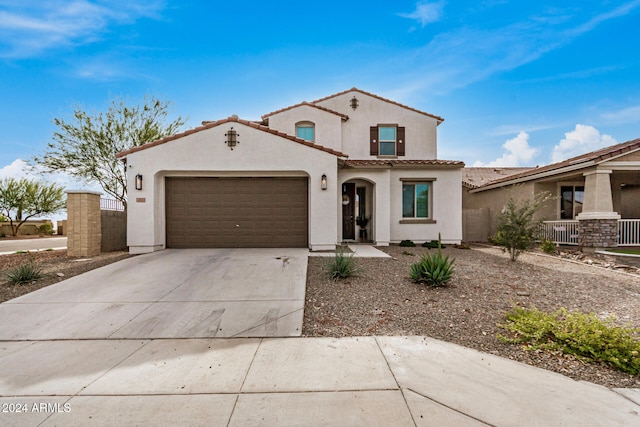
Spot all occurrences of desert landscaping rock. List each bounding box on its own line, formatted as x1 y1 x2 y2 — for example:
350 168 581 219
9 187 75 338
0 250 132 303
303 244 640 389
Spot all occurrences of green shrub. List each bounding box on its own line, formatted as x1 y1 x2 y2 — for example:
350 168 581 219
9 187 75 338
410 239 455 287
325 250 360 280
399 240 415 247
499 306 640 375
38 223 54 235
539 238 556 253
422 240 446 249
491 191 552 261
6 262 43 285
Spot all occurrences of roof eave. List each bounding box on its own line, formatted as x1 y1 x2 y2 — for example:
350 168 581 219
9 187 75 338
469 161 597 193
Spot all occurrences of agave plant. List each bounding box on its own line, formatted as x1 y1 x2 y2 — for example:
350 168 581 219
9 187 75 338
410 235 454 286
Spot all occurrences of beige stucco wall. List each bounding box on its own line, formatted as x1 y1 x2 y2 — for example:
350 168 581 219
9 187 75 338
339 167 462 245
464 183 537 239
266 105 344 153
315 90 439 160
611 171 640 218
124 123 340 253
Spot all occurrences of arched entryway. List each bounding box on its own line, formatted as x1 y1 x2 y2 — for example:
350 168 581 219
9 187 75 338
342 179 375 242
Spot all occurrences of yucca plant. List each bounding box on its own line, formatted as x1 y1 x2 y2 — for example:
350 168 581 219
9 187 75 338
410 235 454 287
325 249 361 280
6 262 43 285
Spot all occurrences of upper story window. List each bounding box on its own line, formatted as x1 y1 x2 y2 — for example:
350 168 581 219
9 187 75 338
379 126 396 155
296 121 315 142
370 125 405 157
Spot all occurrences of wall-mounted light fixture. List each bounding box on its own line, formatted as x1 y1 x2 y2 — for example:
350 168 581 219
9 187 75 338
321 174 327 190
225 127 239 150
135 174 143 190
350 96 359 110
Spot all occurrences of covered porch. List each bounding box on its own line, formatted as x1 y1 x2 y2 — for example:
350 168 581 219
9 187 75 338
539 166 640 248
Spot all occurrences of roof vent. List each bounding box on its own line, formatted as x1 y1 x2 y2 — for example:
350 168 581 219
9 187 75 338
229 114 239 120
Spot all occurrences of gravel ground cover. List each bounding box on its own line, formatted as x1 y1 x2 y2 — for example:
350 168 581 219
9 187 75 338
0 250 132 303
303 245 640 388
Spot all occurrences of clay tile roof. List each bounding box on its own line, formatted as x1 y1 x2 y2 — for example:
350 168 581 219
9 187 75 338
116 116 348 159
462 167 534 189
312 87 445 123
344 159 464 168
261 101 349 120
473 137 640 190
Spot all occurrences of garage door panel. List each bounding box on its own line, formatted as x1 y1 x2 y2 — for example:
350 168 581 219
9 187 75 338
166 177 308 248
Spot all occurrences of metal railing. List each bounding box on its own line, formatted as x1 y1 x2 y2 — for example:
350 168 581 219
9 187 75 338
541 219 640 246
540 220 579 245
100 198 125 211
619 219 640 246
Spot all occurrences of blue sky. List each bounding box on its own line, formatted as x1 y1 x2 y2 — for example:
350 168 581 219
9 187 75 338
2 0 640 186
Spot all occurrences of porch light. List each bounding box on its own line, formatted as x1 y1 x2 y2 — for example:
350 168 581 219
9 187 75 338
225 127 239 150
135 174 143 191
321 174 327 190
350 96 359 110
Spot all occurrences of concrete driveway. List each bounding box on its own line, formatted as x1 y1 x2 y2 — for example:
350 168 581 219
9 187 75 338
0 248 308 339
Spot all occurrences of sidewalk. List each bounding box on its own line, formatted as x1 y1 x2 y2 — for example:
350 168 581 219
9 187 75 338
1 336 638 426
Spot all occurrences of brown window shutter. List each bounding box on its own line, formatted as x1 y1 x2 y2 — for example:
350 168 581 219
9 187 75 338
370 126 378 155
397 126 406 156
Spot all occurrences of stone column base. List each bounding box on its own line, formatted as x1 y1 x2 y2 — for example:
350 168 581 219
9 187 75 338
577 218 618 249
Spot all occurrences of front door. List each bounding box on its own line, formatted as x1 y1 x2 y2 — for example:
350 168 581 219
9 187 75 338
342 182 356 240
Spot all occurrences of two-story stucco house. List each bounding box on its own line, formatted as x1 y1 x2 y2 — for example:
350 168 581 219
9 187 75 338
117 88 464 254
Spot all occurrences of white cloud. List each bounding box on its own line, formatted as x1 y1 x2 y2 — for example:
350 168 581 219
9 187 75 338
0 158 34 179
551 124 617 163
0 0 165 58
0 158 100 192
601 105 640 125
398 1 445 27
473 131 539 167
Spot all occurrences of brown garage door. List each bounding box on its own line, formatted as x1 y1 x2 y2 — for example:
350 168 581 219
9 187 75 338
165 177 308 248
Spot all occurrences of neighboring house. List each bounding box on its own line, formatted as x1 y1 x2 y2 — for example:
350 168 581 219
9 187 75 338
116 88 464 254
463 138 640 249
461 167 533 242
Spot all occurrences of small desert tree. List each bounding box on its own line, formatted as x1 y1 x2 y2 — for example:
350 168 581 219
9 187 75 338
492 191 552 261
33 96 185 209
0 178 65 236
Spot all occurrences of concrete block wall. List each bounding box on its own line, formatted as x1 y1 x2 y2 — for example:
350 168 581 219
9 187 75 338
101 210 127 252
66 191 101 257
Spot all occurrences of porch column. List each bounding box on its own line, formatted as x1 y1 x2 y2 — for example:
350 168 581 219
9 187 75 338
576 169 620 250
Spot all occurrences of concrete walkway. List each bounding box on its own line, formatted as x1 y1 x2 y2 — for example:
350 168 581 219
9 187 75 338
309 244 391 258
0 248 308 339
0 336 638 426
